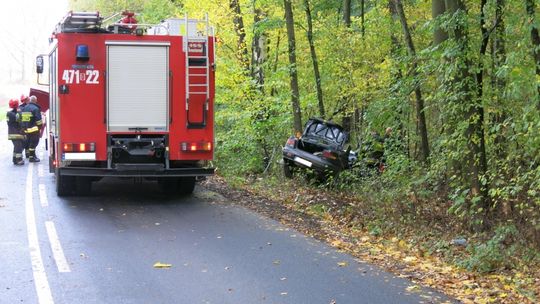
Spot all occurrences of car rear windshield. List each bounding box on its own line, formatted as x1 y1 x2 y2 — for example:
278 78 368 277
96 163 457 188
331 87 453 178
304 122 346 146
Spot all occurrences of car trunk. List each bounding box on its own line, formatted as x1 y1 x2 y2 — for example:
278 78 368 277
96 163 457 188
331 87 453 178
298 119 349 167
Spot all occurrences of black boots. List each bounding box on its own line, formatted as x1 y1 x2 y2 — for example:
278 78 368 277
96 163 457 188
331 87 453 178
28 150 40 162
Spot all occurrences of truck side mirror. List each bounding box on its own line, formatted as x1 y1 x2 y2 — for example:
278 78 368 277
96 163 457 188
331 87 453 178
36 55 44 74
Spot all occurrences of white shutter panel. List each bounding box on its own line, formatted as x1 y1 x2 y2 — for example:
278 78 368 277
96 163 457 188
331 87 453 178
107 44 169 132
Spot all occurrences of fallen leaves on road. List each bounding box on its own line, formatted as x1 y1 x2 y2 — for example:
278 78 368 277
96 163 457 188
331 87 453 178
202 176 540 304
153 262 172 269
337 261 348 267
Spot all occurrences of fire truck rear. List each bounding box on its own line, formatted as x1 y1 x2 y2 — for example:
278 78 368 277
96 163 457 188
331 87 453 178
35 12 215 196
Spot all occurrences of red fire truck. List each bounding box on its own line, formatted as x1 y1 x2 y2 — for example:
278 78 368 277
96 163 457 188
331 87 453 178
35 11 215 196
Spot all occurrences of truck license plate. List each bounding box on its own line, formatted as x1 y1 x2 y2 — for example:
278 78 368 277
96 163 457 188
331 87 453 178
294 157 312 168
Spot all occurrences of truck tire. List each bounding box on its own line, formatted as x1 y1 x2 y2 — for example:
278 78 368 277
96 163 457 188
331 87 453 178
55 170 74 197
178 177 196 195
76 177 92 196
159 177 179 195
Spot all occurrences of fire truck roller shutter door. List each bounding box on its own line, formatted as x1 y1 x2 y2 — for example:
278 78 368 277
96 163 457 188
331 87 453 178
106 42 170 132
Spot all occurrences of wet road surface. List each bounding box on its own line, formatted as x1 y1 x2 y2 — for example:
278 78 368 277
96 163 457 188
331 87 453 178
0 127 455 304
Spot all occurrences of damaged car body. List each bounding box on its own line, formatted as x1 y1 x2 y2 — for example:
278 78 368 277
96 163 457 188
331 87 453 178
282 118 353 178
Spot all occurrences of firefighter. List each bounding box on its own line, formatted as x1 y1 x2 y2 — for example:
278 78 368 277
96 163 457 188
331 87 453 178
7 98 25 165
20 95 42 162
19 94 30 158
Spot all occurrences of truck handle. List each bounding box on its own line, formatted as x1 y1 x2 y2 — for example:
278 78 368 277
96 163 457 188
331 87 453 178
103 70 107 124
169 70 173 124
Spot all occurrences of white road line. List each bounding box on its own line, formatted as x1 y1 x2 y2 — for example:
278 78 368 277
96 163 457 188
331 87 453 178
45 221 71 273
38 164 44 177
25 163 55 304
39 184 49 207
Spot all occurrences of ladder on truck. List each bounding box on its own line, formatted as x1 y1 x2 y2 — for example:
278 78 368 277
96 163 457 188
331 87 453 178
56 11 103 33
184 13 213 129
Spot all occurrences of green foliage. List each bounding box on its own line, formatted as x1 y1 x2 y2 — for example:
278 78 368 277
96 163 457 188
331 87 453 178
68 0 540 250
459 225 519 273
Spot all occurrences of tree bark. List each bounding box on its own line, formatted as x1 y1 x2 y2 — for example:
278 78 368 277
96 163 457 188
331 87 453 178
526 0 540 109
447 0 489 214
475 0 489 186
229 0 250 72
304 0 325 118
284 0 303 134
432 0 447 45
492 0 506 156
343 0 352 27
361 0 365 37
270 31 282 97
393 0 430 163
251 8 267 92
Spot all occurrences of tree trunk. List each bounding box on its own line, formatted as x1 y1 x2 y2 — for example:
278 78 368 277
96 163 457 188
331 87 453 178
270 31 282 97
304 0 325 118
251 8 267 92
361 0 365 37
432 0 447 45
343 0 351 27
388 0 407 157
229 0 250 72
394 0 430 163
284 0 303 134
492 0 506 157
526 0 540 109
447 0 489 216
475 0 489 187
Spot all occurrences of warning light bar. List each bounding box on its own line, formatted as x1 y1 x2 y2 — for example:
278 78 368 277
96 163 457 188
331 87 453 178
63 142 96 152
181 141 212 152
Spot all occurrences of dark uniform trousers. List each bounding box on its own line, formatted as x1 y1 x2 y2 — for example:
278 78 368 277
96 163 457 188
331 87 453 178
20 102 42 161
11 139 25 163
26 132 40 159
7 109 25 164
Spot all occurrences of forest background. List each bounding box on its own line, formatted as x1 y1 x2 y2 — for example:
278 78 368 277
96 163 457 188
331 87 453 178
69 0 540 301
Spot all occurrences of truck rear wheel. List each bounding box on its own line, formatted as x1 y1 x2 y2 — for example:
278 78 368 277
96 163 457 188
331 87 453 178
76 177 92 196
56 170 74 197
178 177 195 195
159 177 195 196
159 177 179 195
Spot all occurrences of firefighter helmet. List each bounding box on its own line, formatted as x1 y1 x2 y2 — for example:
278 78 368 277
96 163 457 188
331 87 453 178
20 94 29 102
9 99 19 109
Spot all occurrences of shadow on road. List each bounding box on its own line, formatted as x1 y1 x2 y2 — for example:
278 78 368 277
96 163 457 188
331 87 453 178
57 177 199 207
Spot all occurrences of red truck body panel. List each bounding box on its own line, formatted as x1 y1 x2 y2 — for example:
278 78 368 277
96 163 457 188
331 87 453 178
52 32 214 164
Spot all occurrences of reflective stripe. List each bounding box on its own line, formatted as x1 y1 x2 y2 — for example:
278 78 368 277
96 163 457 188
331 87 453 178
25 126 39 133
29 148 36 152
8 134 25 140
21 112 33 122
15 153 23 157
36 120 43 126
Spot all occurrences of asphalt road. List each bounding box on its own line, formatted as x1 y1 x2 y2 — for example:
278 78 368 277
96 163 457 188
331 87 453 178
0 127 455 304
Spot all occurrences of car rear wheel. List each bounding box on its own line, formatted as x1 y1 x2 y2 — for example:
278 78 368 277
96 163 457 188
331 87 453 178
283 163 294 178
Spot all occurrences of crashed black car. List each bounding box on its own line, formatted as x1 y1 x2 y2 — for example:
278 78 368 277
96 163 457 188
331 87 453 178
282 118 352 178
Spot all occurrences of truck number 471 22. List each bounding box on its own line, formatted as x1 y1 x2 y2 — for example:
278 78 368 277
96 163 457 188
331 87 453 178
62 69 100 84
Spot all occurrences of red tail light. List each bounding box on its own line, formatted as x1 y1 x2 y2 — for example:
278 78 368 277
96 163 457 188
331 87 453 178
181 141 212 152
322 150 337 160
63 142 95 152
286 137 296 147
